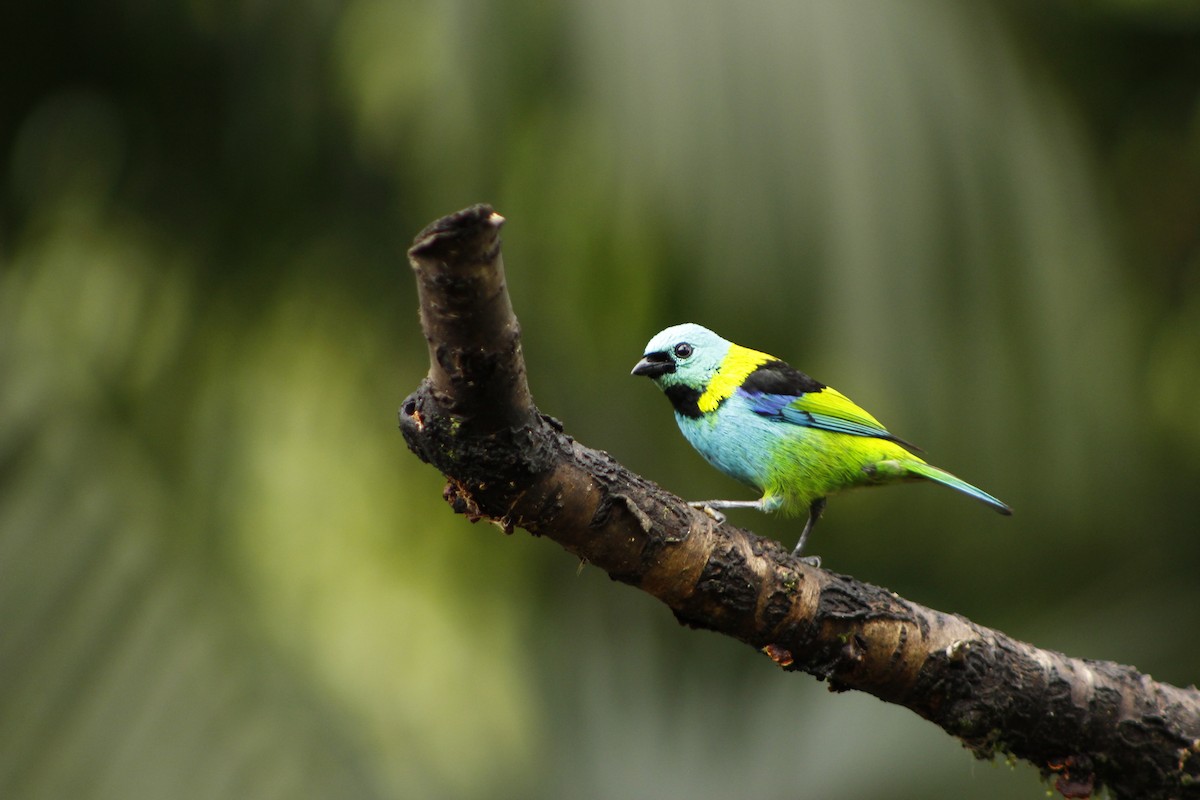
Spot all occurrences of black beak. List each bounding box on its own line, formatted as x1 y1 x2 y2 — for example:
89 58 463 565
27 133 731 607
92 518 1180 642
631 351 675 378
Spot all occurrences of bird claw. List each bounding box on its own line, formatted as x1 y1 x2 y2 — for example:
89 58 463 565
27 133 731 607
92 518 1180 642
688 502 726 524
795 553 822 568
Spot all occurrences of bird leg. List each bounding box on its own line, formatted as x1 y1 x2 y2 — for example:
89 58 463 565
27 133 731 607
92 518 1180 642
792 498 826 567
688 496 825 567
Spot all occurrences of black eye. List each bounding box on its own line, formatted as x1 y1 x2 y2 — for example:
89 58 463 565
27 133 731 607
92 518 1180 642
674 343 693 359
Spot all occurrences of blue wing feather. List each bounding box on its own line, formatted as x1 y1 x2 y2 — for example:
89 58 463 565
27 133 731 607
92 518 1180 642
742 391 793 416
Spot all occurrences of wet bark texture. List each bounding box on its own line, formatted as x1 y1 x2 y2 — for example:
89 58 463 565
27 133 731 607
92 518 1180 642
398 205 1200 799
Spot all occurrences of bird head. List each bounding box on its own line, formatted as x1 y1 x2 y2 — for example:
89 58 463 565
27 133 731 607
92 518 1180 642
632 324 732 413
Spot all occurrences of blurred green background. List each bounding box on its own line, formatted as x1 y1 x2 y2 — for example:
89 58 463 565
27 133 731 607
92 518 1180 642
2 1 1199 797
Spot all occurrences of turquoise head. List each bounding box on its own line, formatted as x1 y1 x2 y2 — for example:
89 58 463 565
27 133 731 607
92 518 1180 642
632 324 733 416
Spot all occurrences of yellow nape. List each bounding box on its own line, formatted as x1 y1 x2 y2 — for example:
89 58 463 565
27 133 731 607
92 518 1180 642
697 343 773 413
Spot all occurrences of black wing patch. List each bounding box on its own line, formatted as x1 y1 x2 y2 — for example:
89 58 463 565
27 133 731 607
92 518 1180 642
740 360 825 397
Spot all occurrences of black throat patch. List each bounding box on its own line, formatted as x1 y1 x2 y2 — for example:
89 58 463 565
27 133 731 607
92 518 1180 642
663 384 703 418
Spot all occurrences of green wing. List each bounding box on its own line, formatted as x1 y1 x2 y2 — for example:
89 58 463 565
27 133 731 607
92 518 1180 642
746 386 921 452
737 359 922 452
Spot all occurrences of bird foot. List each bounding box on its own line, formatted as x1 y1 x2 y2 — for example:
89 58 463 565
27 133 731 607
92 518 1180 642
795 554 821 568
688 502 727 524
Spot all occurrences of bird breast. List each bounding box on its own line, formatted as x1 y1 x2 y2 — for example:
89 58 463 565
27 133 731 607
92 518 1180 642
675 395 783 490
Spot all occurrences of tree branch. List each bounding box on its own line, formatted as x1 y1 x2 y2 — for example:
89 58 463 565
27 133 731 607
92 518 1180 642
398 205 1200 800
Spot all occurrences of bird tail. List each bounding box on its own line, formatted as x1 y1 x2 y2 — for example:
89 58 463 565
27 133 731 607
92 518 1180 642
901 460 1012 515
866 459 1012 515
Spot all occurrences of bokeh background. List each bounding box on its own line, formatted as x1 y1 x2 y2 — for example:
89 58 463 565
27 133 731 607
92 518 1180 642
3 1 1199 797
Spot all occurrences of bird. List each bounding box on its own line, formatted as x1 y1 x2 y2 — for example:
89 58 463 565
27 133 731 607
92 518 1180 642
631 323 1011 562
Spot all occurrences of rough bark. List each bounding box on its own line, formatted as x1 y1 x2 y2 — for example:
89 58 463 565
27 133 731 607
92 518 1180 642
398 204 1200 799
